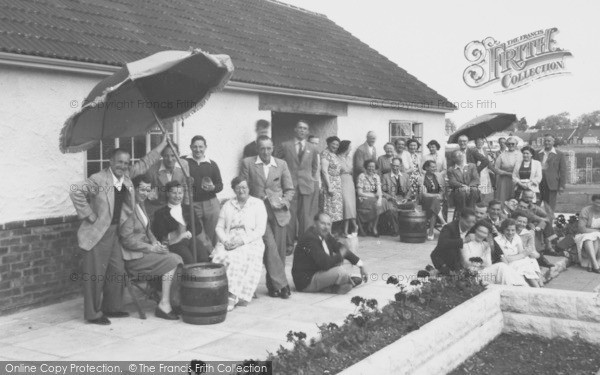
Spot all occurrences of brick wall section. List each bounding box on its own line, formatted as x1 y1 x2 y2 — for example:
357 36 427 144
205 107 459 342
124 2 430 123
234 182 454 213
0 215 82 315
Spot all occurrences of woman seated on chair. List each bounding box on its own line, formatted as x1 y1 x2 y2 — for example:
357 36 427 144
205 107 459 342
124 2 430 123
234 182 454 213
152 180 209 264
211 176 268 312
120 175 183 320
356 159 384 237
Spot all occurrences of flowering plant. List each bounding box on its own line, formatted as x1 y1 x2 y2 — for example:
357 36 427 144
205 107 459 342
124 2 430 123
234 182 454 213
554 214 579 238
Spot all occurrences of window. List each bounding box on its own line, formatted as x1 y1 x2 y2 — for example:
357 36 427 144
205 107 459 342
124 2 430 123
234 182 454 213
85 122 177 177
389 120 423 149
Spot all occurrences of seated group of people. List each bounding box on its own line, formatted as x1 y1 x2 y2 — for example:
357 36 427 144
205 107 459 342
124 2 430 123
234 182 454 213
429 190 576 287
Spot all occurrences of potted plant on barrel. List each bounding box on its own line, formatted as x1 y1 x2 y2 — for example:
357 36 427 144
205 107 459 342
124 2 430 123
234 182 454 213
554 214 579 261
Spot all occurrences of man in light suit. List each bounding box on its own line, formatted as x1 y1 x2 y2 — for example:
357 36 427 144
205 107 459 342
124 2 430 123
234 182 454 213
70 136 167 325
353 131 377 180
241 136 295 299
381 157 416 210
447 150 480 218
535 134 567 211
276 120 319 254
456 135 489 174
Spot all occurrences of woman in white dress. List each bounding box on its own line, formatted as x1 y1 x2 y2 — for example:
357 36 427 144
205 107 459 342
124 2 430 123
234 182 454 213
495 219 542 287
211 176 268 311
461 223 527 286
574 194 600 273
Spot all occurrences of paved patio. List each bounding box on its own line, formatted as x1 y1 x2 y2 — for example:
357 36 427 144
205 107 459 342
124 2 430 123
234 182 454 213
0 235 432 362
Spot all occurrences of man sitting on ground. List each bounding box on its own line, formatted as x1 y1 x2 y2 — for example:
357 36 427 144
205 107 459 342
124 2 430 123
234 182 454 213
430 208 477 273
292 212 368 294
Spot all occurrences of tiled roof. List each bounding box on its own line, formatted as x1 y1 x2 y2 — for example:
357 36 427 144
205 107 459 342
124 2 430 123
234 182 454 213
0 0 453 110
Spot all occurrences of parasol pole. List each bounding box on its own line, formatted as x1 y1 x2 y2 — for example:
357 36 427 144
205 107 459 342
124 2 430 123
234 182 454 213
152 112 199 263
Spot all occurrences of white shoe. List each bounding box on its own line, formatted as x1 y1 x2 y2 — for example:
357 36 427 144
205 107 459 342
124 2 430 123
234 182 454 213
427 234 435 241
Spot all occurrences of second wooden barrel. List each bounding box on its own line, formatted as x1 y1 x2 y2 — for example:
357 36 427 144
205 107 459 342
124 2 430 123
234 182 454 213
398 209 427 243
181 262 228 325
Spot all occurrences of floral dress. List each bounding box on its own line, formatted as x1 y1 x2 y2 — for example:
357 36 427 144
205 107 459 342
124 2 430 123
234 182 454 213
321 149 343 222
407 153 422 201
357 172 383 222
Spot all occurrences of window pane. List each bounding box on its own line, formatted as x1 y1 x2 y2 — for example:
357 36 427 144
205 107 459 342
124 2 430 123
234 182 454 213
133 135 146 158
119 137 133 155
102 140 114 159
87 142 100 160
87 162 101 177
150 134 162 149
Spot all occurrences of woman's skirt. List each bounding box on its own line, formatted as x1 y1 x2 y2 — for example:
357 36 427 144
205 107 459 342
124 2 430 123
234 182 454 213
125 252 183 281
322 175 343 222
422 195 442 218
509 257 542 280
340 173 357 220
211 240 265 302
357 196 384 223
495 174 514 203
480 263 527 286
574 232 600 268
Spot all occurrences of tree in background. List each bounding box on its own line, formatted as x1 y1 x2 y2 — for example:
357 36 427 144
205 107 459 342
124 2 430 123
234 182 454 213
445 118 457 135
533 112 572 130
515 117 528 131
574 110 600 129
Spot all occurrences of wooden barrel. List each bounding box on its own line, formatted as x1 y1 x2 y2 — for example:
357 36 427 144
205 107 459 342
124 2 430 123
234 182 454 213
181 262 228 325
398 209 427 243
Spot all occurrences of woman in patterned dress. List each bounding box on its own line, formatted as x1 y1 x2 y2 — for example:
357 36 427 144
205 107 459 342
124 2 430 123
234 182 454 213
212 176 268 311
406 139 423 201
494 136 522 203
422 139 447 175
376 142 396 176
474 138 494 205
357 160 384 237
321 136 343 223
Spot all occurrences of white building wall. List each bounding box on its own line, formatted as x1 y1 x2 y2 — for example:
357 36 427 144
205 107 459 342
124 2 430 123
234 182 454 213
0 66 94 222
0 65 449 222
338 103 447 158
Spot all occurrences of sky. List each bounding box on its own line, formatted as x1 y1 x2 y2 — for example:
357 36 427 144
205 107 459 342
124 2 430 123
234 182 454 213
280 0 600 127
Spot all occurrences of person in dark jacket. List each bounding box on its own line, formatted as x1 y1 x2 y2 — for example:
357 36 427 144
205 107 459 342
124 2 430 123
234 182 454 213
430 208 477 272
152 181 208 264
292 212 368 294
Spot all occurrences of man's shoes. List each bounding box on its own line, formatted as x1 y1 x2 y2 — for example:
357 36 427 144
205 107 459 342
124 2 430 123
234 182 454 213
537 255 555 268
103 311 130 318
280 286 291 299
350 276 363 286
155 306 179 320
88 316 111 325
268 289 281 298
544 247 561 257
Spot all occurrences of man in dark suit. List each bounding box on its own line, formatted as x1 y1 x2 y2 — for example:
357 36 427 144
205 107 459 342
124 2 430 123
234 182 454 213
243 119 271 158
430 208 477 272
292 212 367 294
276 120 319 254
535 134 567 211
353 131 377 180
447 150 480 218
240 136 295 299
456 135 489 174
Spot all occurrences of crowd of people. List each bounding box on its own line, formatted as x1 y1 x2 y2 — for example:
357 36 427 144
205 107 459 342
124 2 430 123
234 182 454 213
70 117 594 325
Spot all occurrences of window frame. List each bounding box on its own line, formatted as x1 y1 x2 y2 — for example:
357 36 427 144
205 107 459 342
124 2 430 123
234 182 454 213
84 122 180 177
389 120 424 152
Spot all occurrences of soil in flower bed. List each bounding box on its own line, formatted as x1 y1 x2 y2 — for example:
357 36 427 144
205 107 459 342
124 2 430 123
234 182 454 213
450 333 600 375
270 273 485 375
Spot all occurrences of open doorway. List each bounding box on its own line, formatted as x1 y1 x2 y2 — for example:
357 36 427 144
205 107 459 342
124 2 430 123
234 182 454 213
271 112 338 150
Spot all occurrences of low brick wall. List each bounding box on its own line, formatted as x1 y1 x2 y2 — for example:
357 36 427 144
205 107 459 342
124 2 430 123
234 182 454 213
340 288 504 375
501 287 600 344
0 216 81 315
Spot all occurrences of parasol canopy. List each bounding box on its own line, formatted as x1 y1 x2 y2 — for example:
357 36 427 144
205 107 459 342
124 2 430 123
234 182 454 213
59 49 234 153
447 113 517 143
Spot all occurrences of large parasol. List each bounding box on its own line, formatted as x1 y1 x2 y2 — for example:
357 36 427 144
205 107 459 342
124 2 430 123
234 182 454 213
447 113 517 143
60 49 234 262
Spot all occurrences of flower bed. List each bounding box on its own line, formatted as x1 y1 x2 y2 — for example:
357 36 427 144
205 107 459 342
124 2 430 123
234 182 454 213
449 333 600 374
269 270 486 375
